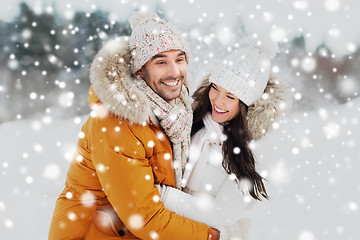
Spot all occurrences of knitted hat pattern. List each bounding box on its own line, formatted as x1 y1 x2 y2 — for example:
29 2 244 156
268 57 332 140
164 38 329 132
129 11 190 73
209 36 279 106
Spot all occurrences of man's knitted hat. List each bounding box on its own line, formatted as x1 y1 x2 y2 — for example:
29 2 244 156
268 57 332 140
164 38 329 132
129 11 189 73
209 36 279 106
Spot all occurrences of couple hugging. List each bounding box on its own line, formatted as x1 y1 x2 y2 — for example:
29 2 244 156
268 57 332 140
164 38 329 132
49 11 291 240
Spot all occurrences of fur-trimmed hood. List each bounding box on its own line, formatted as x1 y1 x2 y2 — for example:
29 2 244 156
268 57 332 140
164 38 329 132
247 74 292 140
89 37 151 125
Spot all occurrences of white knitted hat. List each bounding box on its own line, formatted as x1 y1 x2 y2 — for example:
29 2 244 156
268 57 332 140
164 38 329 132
129 11 190 73
209 36 279 106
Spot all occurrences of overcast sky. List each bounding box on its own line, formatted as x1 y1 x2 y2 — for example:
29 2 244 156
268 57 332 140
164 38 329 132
1 0 359 56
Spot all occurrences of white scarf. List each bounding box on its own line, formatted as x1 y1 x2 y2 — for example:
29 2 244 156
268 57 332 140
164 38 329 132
135 77 193 189
182 112 224 190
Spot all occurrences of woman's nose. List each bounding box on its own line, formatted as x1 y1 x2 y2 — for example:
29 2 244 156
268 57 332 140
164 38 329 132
213 94 225 106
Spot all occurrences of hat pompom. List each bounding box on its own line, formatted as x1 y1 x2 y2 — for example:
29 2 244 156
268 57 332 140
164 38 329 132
129 11 159 30
241 35 279 59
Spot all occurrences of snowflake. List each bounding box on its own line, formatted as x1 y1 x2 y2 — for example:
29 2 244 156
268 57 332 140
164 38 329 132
4 219 14 229
58 92 74 108
298 230 315 240
25 176 34 184
348 202 358 212
293 1 309 11
0 201 6 211
301 56 316 72
43 163 61 180
81 191 96 207
33 143 44 153
324 0 340 12
323 122 340 139
128 214 144 230
149 231 159 239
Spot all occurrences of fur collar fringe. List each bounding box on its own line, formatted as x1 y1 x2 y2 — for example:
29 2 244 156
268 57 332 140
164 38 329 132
89 37 151 125
247 74 292 140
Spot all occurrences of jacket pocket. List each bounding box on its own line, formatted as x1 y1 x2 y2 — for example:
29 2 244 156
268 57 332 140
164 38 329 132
93 203 139 239
93 208 121 237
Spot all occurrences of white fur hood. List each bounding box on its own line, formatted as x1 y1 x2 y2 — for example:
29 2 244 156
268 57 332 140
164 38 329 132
89 37 151 125
246 74 292 140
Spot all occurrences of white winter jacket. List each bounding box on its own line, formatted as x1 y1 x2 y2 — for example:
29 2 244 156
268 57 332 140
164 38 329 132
158 113 255 230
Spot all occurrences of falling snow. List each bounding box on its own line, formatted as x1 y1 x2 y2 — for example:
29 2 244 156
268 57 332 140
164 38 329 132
128 214 145 230
80 191 96 207
43 163 61 180
1 0 359 239
301 56 317 73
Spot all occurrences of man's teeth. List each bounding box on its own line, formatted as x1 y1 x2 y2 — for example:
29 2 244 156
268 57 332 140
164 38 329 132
214 106 227 113
163 80 178 86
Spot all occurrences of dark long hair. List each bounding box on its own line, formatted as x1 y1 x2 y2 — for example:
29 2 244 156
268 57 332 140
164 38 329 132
191 77 268 200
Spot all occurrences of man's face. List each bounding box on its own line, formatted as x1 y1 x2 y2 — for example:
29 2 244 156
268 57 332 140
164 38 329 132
137 50 187 102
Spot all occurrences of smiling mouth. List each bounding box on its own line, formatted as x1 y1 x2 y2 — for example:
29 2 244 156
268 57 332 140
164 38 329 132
162 79 180 87
214 105 228 114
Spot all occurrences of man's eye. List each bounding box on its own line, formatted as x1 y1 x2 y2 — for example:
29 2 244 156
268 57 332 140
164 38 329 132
227 96 235 100
157 61 166 64
177 58 185 62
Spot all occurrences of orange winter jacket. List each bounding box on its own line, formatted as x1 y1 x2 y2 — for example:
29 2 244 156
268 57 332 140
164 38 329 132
48 37 209 239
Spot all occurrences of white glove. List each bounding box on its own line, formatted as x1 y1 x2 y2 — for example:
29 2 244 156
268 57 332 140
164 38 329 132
218 226 230 240
154 185 182 213
227 218 251 240
161 185 182 212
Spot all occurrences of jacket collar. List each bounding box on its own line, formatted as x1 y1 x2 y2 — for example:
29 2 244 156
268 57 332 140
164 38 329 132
89 37 151 125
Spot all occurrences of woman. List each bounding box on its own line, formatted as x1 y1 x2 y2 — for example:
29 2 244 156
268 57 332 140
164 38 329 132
156 38 291 239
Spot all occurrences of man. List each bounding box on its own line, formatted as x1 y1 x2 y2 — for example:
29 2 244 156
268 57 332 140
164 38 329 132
48 12 219 240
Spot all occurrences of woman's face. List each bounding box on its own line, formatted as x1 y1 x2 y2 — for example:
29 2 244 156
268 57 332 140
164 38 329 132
208 83 241 124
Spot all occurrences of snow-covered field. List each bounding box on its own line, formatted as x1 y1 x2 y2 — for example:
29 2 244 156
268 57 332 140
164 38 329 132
0 98 359 240
249 98 360 240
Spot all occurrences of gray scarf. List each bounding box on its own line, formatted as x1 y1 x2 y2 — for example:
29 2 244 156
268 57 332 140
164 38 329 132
135 77 193 189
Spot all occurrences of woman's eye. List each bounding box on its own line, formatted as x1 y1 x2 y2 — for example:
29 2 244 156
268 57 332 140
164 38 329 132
157 61 166 64
177 58 185 62
227 96 235 100
211 85 218 91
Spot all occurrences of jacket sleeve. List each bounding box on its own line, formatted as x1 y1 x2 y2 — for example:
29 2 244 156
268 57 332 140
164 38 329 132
90 117 209 240
160 176 252 228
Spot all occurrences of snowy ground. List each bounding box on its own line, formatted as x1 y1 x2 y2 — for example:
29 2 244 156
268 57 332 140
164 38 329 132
249 98 360 240
0 98 359 240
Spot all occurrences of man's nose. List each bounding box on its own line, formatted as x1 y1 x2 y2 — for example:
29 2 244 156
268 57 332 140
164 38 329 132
166 62 180 78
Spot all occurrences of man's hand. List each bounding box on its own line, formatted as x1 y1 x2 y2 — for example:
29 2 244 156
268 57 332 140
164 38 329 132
208 227 220 240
